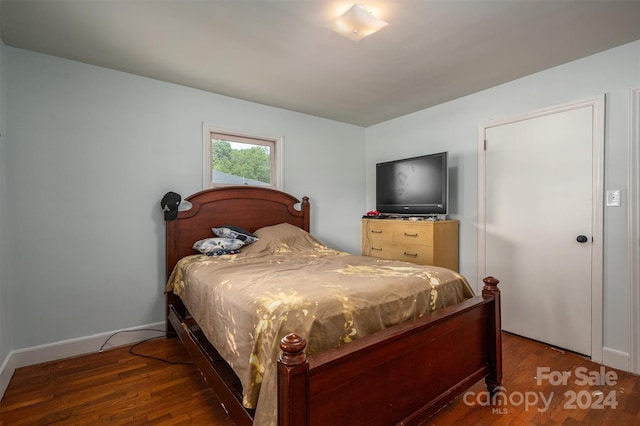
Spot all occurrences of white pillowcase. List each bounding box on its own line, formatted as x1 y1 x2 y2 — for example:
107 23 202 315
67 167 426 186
212 226 259 244
193 237 244 255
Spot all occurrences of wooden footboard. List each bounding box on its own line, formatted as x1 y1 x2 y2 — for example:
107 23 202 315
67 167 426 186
278 276 502 426
167 277 501 426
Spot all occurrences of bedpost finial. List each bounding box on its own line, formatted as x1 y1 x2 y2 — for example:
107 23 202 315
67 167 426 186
279 333 307 366
482 276 500 297
301 197 310 231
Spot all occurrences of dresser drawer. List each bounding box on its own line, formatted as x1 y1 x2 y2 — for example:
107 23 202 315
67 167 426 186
394 223 433 246
365 241 395 259
394 244 433 264
363 220 394 242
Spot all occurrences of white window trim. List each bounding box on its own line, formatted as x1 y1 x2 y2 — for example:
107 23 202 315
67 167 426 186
202 123 284 190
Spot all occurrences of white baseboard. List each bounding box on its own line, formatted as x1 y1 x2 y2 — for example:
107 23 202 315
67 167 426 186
602 346 630 372
0 352 16 401
0 321 165 401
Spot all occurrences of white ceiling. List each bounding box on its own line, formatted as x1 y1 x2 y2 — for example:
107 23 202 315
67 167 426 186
1 0 639 127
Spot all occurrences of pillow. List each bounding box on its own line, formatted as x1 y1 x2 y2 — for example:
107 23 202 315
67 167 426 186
241 223 323 254
253 222 308 241
193 237 244 255
212 226 259 244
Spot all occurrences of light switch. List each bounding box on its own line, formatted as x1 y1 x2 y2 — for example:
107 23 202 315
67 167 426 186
606 190 621 207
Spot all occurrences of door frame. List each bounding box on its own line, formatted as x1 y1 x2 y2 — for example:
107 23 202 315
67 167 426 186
477 96 605 363
630 88 640 374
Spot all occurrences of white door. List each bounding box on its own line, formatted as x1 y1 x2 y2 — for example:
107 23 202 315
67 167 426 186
482 99 603 357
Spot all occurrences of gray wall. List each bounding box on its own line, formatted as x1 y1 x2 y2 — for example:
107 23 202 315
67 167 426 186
365 41 640 354
3 47 365 350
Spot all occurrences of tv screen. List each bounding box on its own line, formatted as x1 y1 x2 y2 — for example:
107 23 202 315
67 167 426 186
376 152 448 215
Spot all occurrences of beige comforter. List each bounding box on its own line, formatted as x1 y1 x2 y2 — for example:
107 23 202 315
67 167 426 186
166 223 474 426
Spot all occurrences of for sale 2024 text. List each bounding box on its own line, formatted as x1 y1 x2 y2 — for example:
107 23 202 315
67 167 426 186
463 366 619 414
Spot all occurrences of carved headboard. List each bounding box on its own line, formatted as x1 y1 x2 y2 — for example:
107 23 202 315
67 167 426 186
165 186 310 279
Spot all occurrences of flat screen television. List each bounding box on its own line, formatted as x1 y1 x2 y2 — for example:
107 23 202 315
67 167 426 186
376 152 448 216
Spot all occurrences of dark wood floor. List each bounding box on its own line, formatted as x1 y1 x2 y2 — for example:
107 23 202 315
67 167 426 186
1 333 638 425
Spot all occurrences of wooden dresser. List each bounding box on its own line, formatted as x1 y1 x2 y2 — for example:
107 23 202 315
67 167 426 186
361 218 459 271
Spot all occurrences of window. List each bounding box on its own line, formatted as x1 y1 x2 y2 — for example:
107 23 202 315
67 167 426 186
202 125 283 189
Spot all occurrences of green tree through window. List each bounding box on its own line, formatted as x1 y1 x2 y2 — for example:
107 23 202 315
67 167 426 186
212 139 272 185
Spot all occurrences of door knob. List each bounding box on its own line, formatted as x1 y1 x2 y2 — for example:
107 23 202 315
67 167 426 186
576 235 589 243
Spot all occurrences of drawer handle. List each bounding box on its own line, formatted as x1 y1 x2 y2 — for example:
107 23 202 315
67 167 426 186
404 232 419 237
403 252 418 257
372 247 383 251
371 230 383 234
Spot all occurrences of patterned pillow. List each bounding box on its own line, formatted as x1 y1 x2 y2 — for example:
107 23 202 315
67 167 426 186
193 237 244 255
212 226 259 244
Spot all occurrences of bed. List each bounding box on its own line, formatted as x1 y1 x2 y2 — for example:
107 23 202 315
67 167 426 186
165 186 502 426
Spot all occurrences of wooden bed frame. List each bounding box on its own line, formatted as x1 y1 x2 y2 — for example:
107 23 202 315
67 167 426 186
165 186 502 426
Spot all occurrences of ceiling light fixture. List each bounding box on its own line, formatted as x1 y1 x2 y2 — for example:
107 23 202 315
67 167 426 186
327 4 388 42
